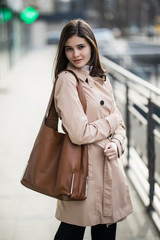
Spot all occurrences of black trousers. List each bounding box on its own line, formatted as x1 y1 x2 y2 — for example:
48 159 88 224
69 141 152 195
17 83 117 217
54 222 117 240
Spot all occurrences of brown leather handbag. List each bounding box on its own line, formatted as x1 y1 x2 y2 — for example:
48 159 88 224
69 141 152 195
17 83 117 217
21 70 88 200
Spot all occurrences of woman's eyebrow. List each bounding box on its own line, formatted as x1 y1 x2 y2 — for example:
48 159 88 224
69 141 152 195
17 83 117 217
65 43 85 48
65 45 71 48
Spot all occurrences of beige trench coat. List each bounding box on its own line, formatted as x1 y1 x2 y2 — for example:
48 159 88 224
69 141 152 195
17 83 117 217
54 63 133 227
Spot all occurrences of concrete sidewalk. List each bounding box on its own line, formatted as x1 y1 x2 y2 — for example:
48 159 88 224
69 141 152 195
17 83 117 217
0 46 159 240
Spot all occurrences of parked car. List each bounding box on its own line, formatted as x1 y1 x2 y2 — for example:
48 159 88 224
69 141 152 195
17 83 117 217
46 30 61 45
93 28 115 43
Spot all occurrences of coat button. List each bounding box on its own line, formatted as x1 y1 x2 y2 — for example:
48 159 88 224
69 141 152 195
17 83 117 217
108 133 112 140
100 100 104 105
85 78 88 83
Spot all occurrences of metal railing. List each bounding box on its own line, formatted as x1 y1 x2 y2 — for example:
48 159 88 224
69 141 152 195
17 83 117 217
101 56 160 233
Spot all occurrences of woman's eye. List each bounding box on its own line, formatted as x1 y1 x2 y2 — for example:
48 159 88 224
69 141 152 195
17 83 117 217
65 47 72 51
78 45 85 49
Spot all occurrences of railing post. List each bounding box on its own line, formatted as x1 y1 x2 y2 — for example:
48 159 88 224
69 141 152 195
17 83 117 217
147 98 155 211
125 82 130 168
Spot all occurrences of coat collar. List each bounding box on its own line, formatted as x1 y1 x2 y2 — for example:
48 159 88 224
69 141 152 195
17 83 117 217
66 63 105 85
67 63 90 82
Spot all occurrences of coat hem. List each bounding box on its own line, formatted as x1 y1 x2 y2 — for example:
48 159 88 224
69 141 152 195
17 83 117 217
55 209 132 227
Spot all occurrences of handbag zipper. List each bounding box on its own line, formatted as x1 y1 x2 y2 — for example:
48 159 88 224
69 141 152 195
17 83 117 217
70 173 75 195
70 174 88 198
85 176 88 197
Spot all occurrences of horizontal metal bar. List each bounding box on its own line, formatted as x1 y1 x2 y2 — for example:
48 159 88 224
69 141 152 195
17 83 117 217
127 168 149 207
129 105 147 126
155 183 160 201
153 114 160 125
127 150 160 233
150 211 160 233
101 56 160 96
153 196 160 216
130 147 148 178
129 148 149 193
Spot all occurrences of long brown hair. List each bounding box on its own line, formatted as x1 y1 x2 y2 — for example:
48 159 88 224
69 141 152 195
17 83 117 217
54 19 106 78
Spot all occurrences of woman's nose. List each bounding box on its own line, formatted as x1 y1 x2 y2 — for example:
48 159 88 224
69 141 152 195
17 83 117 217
73 49 79 57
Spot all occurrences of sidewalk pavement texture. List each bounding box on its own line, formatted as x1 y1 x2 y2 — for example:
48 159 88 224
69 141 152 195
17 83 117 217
0 46 159 240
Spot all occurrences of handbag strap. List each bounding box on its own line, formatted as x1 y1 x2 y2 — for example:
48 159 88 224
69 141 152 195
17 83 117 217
45 70 87 130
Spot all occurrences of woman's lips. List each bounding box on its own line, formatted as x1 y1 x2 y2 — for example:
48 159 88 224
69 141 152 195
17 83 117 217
74 59 82 63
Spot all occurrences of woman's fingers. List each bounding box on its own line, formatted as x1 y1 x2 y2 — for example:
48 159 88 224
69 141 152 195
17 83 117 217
104 142 118 160
104 142 112 153
105 152 117 160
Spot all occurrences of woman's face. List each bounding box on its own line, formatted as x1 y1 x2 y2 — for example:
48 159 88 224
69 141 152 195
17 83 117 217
64 35 91 69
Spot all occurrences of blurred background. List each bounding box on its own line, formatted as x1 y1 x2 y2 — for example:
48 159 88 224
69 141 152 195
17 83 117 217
1 0 160 86
1 0 160 240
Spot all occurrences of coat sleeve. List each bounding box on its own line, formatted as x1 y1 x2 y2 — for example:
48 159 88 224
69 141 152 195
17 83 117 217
54 72 120 145
106 77 126 156
110 109 126 157
95 77 126 157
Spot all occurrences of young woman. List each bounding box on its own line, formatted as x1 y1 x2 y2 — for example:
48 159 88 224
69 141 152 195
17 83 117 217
53 19 132 240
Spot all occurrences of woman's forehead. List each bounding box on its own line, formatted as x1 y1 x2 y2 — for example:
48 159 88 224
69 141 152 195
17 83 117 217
65 35 88 46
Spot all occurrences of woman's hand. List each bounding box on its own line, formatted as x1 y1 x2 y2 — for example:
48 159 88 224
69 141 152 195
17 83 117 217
104 142 118 161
